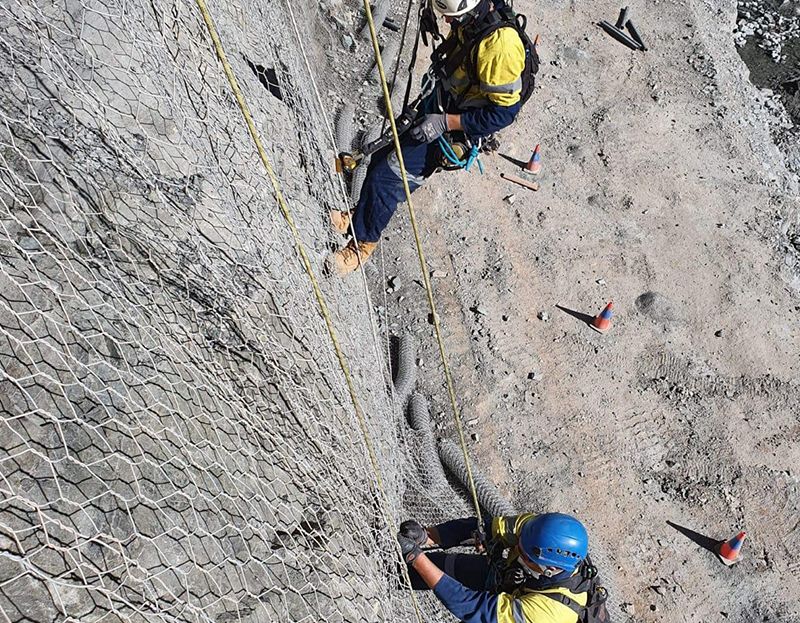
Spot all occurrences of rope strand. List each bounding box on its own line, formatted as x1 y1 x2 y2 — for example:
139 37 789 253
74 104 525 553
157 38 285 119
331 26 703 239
360 0 486 532
193 2 424 620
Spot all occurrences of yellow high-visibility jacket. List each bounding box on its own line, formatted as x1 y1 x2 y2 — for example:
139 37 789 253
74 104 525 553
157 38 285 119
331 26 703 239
442 26 526 109
492 515 588 623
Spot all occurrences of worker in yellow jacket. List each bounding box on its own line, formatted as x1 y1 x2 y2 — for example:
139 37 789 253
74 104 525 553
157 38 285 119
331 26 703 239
329 0 532 275
397 512 609 623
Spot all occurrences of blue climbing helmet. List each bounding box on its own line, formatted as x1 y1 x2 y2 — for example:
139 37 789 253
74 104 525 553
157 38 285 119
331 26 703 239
519 513 589 573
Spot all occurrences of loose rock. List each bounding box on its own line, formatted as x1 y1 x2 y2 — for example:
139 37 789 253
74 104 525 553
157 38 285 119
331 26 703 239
341 34 355 51
635 291 679 324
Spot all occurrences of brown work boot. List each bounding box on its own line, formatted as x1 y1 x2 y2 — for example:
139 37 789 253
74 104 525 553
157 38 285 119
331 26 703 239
329 210 352 235
329 239 378 276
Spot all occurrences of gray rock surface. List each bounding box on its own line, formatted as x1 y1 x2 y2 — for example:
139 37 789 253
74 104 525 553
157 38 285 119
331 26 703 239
0 1 450 622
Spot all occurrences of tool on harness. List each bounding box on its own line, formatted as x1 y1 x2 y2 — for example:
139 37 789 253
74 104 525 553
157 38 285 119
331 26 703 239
334 75 435 173
336 109 416 172
471 525 488 552
437 134 484 173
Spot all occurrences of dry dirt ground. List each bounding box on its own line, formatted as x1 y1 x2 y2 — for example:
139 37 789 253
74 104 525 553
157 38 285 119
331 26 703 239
332 0 800 620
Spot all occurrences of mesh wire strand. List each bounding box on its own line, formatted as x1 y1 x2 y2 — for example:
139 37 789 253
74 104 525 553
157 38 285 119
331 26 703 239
0 1 468 621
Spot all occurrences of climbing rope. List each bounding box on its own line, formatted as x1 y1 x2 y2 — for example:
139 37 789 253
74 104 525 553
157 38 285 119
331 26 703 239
437 136 485 173
361 0 486 535
193 2 424 621
281 0 398 416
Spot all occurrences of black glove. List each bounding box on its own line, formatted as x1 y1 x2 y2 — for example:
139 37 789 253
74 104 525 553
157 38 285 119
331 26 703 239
399 520 428 546
398 533 422 563
501 563 527 591
410 113 448 144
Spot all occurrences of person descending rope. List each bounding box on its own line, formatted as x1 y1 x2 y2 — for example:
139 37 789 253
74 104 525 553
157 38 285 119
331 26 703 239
397 512 611 623
329 0 538 276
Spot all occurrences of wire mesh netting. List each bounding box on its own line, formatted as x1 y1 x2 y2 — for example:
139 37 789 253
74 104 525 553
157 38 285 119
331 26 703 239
0 0 469 621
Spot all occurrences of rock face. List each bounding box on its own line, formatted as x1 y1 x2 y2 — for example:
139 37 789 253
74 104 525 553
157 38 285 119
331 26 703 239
0 1 439 622
2 0 800 622
735 0 800 177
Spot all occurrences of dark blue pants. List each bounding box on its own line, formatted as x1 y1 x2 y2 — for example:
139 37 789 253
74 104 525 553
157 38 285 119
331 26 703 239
352 137 441 243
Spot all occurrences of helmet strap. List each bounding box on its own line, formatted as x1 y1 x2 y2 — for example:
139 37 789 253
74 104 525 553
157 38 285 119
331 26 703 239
520 562 541 579
453 0 491 30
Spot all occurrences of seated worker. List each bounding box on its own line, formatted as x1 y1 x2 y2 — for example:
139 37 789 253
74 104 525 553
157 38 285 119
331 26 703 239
329 0 530 276
397 512 607 623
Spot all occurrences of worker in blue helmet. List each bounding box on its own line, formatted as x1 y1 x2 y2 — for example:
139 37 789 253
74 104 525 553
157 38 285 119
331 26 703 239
397 512 606 623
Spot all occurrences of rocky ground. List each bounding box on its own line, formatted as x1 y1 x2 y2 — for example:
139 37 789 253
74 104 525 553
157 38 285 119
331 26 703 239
735 0 800 175
324 0 800 620
1 0 797 621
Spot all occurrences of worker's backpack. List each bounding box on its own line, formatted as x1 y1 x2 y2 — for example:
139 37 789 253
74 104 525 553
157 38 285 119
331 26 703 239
538 557 612 623
430 1 540 109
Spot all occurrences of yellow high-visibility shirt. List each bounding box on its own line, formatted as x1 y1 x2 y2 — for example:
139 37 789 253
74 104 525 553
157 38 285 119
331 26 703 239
492 515 588 623
443 26 526 108
496 586 587 623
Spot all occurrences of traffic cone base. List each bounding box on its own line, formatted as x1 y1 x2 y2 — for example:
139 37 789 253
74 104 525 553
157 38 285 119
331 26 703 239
715 531 746 566
715 545 740 566
591 302 613 333
524 144 542 175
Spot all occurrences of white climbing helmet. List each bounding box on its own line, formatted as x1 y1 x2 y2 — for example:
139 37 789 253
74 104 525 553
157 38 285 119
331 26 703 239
430 0 481 17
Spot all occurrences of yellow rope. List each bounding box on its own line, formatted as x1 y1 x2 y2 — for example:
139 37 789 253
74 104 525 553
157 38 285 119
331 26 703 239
193 2 424 620
360 1 485 531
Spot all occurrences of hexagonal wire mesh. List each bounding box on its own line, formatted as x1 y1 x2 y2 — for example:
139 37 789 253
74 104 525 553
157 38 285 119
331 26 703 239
0 0 472 621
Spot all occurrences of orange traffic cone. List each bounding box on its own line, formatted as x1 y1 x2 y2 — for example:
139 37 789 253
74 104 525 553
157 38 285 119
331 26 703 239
590 301 613 333
524 144 542 175
715 531 746 566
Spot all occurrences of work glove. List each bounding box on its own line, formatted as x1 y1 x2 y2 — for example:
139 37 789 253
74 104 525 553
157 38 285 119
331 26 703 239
501 563 527 591
410 113 448 144
398 533 422 563
399 520 428 546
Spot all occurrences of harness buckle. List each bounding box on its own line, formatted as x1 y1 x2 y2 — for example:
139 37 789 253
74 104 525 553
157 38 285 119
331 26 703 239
471 526 487 553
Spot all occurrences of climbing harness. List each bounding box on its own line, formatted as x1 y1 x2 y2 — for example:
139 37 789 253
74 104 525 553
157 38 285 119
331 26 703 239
336 0 538 174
